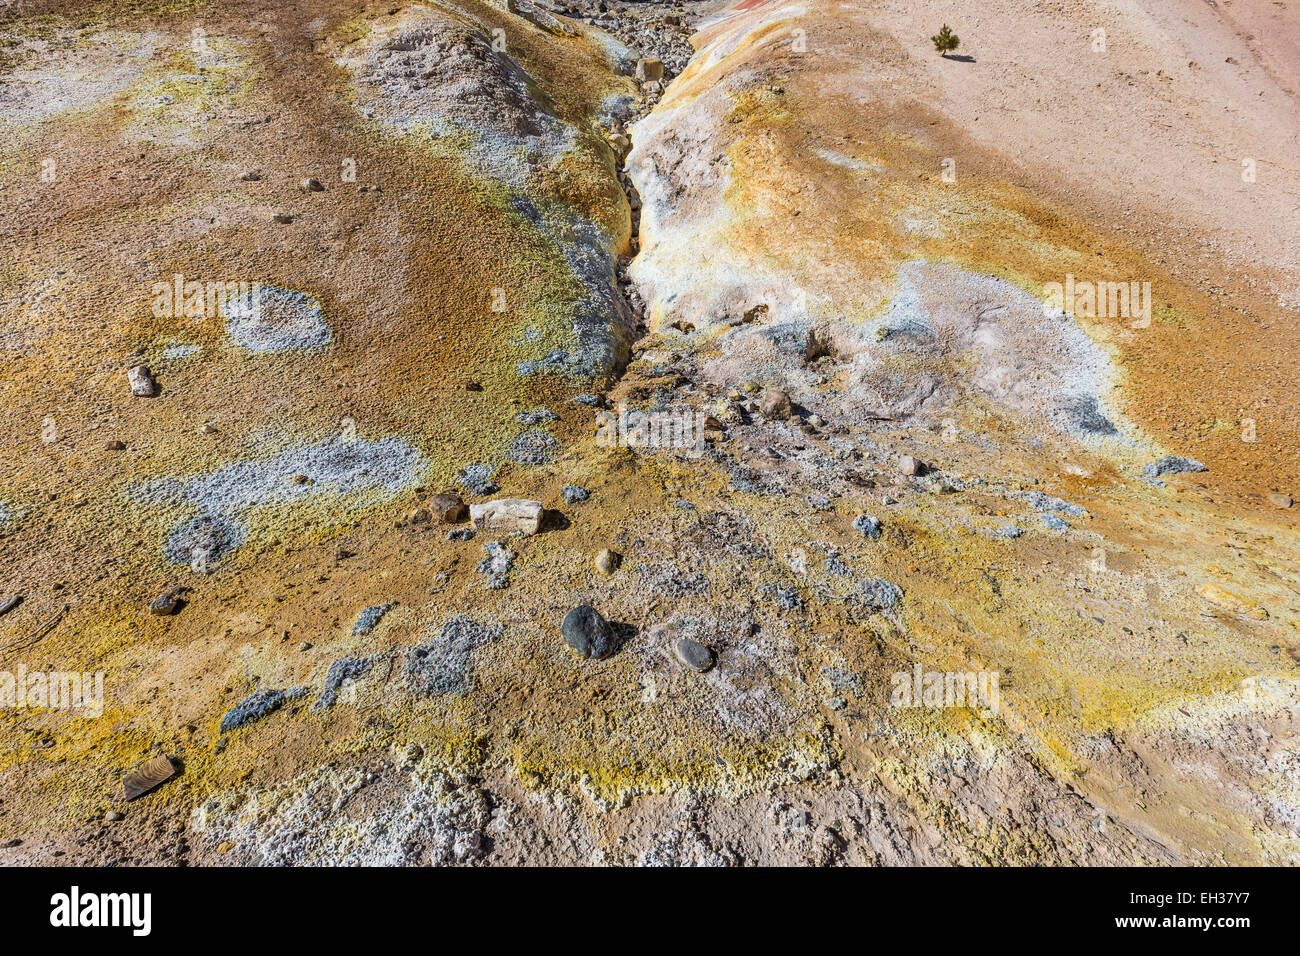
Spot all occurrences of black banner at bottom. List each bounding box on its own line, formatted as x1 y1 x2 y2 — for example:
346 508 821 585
0 865 1277 941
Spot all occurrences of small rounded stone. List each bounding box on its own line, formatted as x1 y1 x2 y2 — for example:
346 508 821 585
675 637 715 673
148 591 182 616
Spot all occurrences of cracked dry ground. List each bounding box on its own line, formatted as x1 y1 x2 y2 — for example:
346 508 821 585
0 0 1298 866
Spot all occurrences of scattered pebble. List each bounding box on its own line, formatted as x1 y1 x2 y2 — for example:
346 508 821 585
470 498 544 535
635 57 664 82
429 492 467 523
675 637 715 673
898 455 926 476
760 388 791 419
596 548 621 574
122 754 178 800
562 485 590 504
127 365 155 397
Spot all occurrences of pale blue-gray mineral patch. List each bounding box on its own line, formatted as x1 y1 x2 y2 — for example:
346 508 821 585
141 436 424 517
314 655 380 710
1143 455 1207 478
164 514 247 567
224 286 331 353
405 617 502 696
219 686 308 734
353 603 395 636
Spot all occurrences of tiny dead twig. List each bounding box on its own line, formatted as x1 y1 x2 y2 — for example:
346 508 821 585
0 603 68 658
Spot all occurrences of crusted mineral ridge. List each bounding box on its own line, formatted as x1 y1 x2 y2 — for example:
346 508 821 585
219 687 308 734
510 199 634 382
346 9 577 189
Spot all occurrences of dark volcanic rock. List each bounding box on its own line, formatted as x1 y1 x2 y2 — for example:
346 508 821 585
148 590 184 615
561 604 617 659
562 484 590 504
